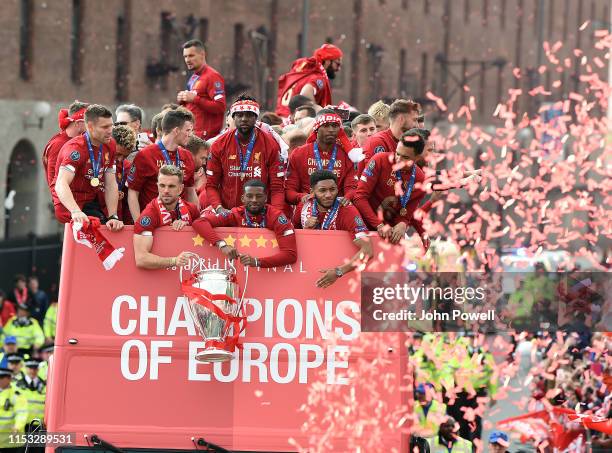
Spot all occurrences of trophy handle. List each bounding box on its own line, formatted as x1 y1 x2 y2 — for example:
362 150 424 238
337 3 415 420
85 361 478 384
178 252 205 283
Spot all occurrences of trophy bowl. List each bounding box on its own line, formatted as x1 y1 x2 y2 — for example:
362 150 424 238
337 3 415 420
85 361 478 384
183 265 244 363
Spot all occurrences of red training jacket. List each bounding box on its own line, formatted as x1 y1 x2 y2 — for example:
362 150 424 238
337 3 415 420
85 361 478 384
285 142 357 205
353 152 428 233
182 64 226 138
358 128 399 175
205 127 285 210
127 143 195 211
192 205 297 268
276 57 332 117
43 130 71 192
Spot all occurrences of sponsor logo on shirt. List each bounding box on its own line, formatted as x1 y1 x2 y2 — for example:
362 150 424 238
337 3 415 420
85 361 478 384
254 152 260 163
140 216 152 227
70 151 80 161
253 166 262 177
229 155 237 160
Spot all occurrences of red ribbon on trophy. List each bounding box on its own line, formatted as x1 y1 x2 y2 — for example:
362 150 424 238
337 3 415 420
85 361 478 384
181 277 248 353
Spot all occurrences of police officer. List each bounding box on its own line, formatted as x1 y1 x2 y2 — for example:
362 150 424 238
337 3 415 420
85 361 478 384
426 417 473 453
6 356 24 382
0 367 28 452
16 359 45 453
413 383 447 438
2 305 45 357
37 345 53 382
16 359 45 425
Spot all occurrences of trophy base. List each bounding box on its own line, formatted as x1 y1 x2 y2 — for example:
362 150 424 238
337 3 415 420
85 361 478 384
195 349 234 363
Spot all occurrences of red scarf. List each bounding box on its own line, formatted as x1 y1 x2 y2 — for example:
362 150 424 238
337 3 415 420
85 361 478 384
156 197 192 226
71 217 125 271
301 198 340 230
14 288 28 305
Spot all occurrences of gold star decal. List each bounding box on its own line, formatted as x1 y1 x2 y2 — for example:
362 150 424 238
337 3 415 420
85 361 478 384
239 234 252 247
271 239 278 248
192 234 204 246
224 234 237 247
255 235 268 248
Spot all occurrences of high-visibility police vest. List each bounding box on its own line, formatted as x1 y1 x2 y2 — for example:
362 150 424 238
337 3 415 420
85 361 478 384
2 317 45 350
17 380 45 425
0 384 28 448
427 435 473 453
414 400 447 437
44 304 57 339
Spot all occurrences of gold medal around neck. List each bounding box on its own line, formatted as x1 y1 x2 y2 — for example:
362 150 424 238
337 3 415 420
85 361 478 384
90 177 100 187
400 208 407 216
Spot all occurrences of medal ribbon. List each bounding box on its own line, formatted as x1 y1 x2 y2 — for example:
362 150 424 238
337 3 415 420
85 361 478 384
244 207 266 228
234 129 257 174
157 140 182 167
312 198 340 230
395 164 417 212
313 142 338 171
85 132 103 181
117 161 128 191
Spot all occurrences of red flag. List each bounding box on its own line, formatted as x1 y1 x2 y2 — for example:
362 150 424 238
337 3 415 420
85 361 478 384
497 408 584 450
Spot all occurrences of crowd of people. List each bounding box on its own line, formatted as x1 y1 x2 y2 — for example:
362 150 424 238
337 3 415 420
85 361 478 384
0 274 55 451
42 38 485 285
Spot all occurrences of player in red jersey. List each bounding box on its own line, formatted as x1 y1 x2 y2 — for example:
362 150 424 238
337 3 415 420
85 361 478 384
354 130 433 249
53 105 123 230
177 39 226 139
285 110 357 205
293 170 373 287
276 44 343 117
42 101 88 191
357 99 421 175
205 95 285 213
193 180 297 269
133 166 200 270
127 109 198 220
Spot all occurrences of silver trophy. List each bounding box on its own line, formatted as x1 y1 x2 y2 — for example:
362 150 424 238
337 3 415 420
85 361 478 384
180 253 246 363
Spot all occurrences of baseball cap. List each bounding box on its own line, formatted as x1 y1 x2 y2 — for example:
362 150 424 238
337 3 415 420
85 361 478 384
489 430 510 447
4 336 17 345
416 383 433 394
